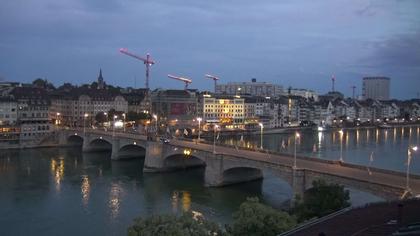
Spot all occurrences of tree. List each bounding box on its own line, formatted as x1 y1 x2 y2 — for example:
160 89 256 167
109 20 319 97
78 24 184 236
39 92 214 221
127 212 227 236
227 197 296 236
95 112 108 124
293 179 350 222
127 111 151 122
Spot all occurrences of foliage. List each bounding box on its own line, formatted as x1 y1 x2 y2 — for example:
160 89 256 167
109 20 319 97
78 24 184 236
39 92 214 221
127 212 227 236
293 179 350 222
127 111 151 122
32 78 55 90
227 197 296 236
95 112 108 124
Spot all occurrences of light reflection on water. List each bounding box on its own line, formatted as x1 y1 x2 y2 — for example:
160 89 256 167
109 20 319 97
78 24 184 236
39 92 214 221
220 125 420 174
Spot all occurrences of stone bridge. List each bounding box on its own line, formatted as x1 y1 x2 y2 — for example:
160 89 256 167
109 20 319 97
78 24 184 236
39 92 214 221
58 129 420 201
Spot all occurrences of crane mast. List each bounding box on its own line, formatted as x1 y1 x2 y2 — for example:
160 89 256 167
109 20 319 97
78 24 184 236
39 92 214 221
119 48 155 89
205 74 219 92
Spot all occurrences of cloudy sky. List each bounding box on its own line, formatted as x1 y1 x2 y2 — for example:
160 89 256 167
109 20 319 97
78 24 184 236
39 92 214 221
1 0 419 99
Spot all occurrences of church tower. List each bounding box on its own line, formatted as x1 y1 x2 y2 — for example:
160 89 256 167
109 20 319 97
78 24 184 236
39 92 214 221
97 69 105 89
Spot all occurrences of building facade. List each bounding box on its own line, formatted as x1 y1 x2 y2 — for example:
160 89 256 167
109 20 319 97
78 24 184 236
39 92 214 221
202 95 244 128
362 77 390 100
215 78 283 97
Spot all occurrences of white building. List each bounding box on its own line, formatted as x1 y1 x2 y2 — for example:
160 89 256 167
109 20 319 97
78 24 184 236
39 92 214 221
202 95 244 128
362 77 390 100
215 78 283 97
0 98 17 125
287 88 319 101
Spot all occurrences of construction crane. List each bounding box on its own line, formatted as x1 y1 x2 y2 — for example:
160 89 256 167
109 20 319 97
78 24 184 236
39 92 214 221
119 48 155 89
168 74 192 90
351 86 356 99
331 75 336 92
204 74 219 92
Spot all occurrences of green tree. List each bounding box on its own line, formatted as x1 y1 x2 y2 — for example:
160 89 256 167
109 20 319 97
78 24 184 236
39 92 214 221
228 197 296 236
127 212 227 236
293 179 350 222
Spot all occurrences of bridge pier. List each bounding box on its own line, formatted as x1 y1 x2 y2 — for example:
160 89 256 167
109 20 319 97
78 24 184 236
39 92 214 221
111 138 120 160
82 134 90 152
143 142 165 172
204 154 224 187
291 168 307 204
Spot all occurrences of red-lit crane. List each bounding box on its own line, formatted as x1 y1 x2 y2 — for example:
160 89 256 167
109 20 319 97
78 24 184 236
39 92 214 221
168 74 192 90
119 48 155 89
205 74 219 92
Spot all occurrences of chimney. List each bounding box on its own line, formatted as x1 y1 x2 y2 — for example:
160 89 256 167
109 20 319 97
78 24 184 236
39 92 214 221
252 78 257 83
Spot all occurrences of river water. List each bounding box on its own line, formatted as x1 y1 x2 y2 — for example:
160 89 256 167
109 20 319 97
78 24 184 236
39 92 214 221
1 126 418 235
221 126 420 174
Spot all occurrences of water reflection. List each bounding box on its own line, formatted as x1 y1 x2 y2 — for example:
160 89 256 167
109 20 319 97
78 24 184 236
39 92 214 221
51 158 64 193
171 190 192 213
81 175 90 207
109 182 123 219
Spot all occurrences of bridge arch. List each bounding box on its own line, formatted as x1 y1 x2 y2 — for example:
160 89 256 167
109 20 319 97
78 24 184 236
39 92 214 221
163 150 206 171
117 144 146 159
67 135 83 146
87 138 112 152
221 167 263 186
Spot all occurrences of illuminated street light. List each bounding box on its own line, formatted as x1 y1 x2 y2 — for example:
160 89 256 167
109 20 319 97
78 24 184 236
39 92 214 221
339 129 344 162
113 115 117 137
213 124 219 154
197 117 202 141
56 112 61 126
259 123 264 149
83 113 89 135
122 113 126 132
404 146 418 196
294 132 300 169
153 114 158 136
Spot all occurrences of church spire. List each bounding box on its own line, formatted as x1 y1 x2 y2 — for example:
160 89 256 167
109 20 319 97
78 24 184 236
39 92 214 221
98 68 105 89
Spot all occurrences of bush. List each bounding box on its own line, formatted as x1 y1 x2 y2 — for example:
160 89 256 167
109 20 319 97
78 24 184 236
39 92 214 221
293 179 350 222
127 212 227 236
228 197 296 236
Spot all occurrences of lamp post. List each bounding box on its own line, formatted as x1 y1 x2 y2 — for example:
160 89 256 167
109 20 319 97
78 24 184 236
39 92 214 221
339 129 344 162
122 113 126 132
405 146 418 195
197 117 202 141
56 112 61 126
294 132 300 169
259 123 264 149
83 113 88 135
213 124 219 154
153 114 158 136
113 115 117 137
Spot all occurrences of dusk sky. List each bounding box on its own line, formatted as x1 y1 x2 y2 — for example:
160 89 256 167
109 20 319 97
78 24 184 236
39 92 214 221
1 0 419 99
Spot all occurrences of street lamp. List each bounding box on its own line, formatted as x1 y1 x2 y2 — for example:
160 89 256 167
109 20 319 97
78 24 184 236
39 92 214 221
56 112 61 126
122 113 126 132
197 117 202 141
259 123 264 149
339 129 344 162
213 124 219 154
83 113 89 135
113 115 117 137
294 132 300 169
153 114 158 136
405 146 418 196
